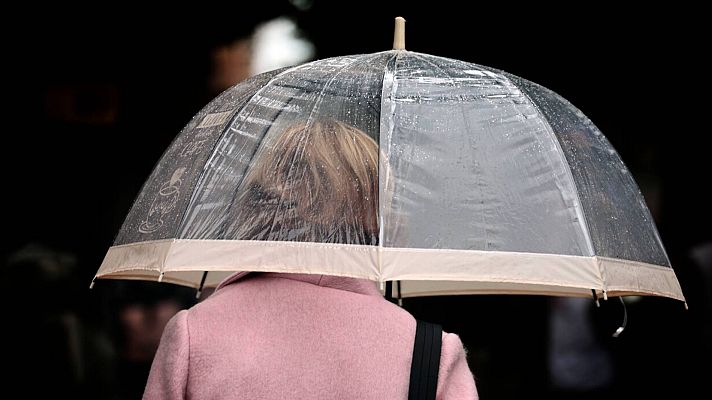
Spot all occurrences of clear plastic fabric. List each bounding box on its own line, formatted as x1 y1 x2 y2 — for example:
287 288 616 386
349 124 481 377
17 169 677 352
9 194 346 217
509 75 669 266
380 53 590 256
99 51 681 301
116 68 289 244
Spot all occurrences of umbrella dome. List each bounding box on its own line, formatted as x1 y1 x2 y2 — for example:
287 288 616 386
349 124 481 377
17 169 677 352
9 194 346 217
93 23 684 303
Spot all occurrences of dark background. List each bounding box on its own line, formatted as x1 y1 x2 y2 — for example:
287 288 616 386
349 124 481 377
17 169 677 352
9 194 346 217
3 2 709 399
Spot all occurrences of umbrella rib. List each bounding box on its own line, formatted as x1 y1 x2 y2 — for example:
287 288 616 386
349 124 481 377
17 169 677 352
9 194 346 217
378 51 402 281
514 86 597 258
509 79 602 293
175 62 322 246
215 91 303 240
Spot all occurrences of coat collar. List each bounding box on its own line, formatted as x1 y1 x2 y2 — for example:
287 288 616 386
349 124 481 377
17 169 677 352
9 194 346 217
216 271 382 297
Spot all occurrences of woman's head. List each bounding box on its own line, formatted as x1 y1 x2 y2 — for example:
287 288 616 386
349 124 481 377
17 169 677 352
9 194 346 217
227 119 379 245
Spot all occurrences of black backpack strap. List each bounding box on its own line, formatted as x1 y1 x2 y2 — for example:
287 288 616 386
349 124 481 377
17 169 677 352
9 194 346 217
408 319 443 400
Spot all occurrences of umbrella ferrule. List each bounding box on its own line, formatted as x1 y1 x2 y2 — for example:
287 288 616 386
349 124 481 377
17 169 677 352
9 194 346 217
393 17 406 50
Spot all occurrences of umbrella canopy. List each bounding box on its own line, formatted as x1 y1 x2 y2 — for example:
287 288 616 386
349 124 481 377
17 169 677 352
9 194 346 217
93 45 684 302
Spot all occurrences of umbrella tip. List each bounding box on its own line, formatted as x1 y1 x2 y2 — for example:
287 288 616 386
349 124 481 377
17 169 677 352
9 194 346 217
393 17 406 50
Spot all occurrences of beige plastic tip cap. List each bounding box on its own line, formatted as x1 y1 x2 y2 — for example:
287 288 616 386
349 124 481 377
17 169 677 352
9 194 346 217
393 17 406 50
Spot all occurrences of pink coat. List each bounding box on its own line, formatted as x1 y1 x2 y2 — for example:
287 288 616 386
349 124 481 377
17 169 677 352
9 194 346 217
143 272 478 399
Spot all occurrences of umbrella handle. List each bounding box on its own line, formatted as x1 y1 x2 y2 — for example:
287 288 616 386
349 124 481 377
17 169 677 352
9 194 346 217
593 289 628 337
612 297 628 338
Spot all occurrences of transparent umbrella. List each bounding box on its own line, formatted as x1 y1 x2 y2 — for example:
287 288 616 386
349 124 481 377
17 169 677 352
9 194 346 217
93 19 684 304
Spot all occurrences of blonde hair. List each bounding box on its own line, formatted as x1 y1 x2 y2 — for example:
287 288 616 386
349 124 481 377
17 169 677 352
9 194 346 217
226 119 379 245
